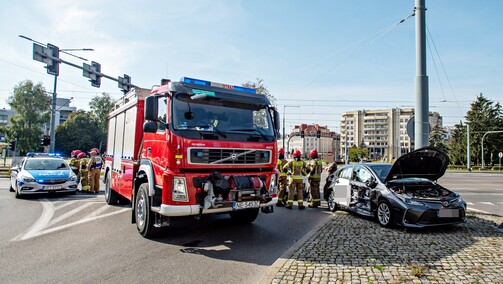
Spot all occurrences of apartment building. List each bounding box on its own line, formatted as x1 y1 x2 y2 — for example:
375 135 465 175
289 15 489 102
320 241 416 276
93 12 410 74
340 108 442 161
280 124 340 162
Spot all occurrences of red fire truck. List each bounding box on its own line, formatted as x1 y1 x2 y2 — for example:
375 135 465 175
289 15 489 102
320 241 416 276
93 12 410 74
104 77 280 237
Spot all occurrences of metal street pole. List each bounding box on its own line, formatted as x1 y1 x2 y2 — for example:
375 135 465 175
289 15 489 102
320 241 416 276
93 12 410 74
481 130 503 169
282 105 300 150
414 0 429 149
466 124 471 171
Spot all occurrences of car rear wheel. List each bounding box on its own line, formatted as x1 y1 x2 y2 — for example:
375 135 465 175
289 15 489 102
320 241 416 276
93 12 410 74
327 190 338 212
9 185 14 192
135 183 157 238
377 200 393 227
15 185 21 199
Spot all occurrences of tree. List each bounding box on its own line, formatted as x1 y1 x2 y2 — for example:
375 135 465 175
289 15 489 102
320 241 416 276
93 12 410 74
447 122 466 165
89 93 115 152
348 145 369 162
429 124 449 154
55 110 101 156
465 93 503 165
242 78 276 106
6 80 50 154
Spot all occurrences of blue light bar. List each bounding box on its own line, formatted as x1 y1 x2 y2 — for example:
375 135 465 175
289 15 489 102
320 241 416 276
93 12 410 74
181 77 256 94
26 152 62 158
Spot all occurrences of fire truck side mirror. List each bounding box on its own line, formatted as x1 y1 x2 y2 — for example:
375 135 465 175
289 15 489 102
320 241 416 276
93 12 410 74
144 96 159 121
272 108 280 132
143 121 158 133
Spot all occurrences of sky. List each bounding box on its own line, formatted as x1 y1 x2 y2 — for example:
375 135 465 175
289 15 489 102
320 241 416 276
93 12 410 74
1 0 502 133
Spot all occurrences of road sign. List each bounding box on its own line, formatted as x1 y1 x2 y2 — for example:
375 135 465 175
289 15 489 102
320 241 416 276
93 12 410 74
406 115 431 142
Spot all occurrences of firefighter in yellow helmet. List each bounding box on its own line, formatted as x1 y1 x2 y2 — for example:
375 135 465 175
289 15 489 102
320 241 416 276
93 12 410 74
77 152 91 192
276 148 288 207
282 149 308 209
307 149 323 208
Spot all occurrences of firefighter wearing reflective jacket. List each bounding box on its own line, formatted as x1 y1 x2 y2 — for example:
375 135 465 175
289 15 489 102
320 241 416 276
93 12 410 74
308 149 323 208
87 148 102 193
276 148 288 207
78 152 90 192
69 150 82 183
282 149 308 209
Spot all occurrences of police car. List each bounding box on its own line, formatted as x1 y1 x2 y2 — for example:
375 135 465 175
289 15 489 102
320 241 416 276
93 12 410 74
9 153 78 198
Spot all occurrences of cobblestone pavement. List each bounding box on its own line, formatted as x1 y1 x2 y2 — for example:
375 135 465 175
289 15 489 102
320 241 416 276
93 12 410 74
265 210 503 284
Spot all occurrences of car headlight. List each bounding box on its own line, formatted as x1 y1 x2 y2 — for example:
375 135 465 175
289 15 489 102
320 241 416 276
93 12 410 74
172 177 188 202
22 176 36 182
397 195 424 206
269 174 277 195
69 175 78 182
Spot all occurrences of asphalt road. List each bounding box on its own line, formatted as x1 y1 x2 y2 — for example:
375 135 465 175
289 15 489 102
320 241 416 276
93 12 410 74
0 172 501 283
0 178 331 284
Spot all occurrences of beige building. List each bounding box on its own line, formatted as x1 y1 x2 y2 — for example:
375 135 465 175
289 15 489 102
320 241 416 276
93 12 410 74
280 124 340 162
340 108 442 161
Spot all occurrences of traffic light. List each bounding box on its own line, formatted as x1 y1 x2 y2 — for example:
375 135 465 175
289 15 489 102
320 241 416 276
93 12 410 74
118 74 131 93
41 135 50 146
300 130 305 138
316 130 321 138
83 61 102 88
46 44 60 76
8 139 16 151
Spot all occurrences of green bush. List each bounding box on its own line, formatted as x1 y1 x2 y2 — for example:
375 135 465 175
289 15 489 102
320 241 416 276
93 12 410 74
491 165 502 171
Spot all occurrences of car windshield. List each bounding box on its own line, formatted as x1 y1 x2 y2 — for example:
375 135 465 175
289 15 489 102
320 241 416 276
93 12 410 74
172 93 275 138
24 159 69 171
367 164 392 182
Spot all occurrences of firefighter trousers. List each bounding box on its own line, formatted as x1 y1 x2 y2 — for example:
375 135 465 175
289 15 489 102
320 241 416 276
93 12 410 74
80 170 90 191
309 178 321 207
89 168 101 193
287 179 304 207
277 176 288 204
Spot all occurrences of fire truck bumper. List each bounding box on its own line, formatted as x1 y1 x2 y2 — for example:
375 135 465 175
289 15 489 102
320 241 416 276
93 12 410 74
155 197 277 217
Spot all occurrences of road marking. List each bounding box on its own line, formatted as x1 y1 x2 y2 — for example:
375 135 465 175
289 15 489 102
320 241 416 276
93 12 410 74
12 197 129 241
466 202 474 205
478 202 495 206
49 202 94 227
12 199 54 241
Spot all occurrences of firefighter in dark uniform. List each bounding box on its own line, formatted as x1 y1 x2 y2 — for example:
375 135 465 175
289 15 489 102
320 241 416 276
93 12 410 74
323 161 338 194
276 148 288 207
307 149 323 208
282 149 308 210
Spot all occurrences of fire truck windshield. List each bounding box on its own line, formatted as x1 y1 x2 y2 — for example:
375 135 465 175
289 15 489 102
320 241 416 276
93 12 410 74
172 93 275 142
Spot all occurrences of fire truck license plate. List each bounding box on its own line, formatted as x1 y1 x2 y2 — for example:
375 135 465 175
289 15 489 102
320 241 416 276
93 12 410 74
233 201 260 210
45 185 62 190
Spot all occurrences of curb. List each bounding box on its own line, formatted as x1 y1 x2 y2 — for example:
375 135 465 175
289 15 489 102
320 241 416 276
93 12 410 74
258 214 332 284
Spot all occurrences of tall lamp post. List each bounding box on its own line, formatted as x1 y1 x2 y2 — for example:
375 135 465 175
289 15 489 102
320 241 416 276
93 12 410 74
19 35 93 153
282 105 300 150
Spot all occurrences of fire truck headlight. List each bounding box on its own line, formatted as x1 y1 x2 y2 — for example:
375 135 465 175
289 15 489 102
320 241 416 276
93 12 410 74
172 177 188 202
269 174 277 195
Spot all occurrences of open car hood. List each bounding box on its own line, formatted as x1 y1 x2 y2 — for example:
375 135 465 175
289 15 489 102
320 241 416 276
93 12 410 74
384 147 449 183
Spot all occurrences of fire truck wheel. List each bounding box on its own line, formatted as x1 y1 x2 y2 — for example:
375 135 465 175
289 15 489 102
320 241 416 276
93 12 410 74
105 172 120 205
135 183 157 238
229 208 259 224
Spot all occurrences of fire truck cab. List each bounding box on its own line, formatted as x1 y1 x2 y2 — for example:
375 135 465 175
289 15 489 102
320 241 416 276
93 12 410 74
104 77 280 237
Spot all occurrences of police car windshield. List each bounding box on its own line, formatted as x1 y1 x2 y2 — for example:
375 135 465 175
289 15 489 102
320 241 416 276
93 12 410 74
25 159 69 171
172 93 275 138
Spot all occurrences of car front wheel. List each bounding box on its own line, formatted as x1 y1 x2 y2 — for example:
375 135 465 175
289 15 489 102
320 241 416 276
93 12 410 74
377 200 393 227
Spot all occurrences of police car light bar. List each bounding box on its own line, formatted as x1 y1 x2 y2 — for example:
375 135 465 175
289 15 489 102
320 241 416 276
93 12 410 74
182 77 256 94
26 152 62 157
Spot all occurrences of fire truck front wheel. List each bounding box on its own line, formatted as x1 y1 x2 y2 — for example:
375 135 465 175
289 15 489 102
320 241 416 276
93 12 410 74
135 183 158 238
229 208 259 224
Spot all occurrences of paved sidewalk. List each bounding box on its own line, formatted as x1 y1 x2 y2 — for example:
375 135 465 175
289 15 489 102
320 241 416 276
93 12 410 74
262 210 503 284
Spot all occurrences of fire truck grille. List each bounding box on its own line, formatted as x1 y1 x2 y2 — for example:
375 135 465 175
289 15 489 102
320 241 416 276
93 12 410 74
189 148 271 165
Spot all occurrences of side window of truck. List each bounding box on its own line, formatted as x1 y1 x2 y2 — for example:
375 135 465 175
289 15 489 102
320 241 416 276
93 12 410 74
157 98 167 132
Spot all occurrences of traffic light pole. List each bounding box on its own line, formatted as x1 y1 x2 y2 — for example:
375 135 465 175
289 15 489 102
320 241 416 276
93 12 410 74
49 74 58 153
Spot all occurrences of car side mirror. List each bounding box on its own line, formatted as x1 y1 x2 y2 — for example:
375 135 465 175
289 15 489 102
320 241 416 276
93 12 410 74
365 176 378 189
11 166 19 172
